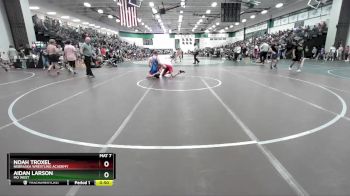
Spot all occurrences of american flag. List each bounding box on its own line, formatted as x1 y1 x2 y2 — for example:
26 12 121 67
119 0 138 27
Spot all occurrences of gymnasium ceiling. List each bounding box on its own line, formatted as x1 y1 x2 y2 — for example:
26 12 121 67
28 0 313 34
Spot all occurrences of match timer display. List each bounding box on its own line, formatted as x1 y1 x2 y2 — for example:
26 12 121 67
7 153 115 186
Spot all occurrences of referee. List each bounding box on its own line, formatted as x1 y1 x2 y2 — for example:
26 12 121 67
81 37 95 78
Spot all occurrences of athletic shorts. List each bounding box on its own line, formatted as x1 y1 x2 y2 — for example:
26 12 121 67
271 53 278 60
68 61 76 68
149 65 158 75
48 54 59 63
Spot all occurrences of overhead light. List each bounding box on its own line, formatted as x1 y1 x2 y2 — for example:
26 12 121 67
97 9 103 14
158 19 162 22
95 25 101 28
83 2 91 7
29 6 40 10
180 2 185 6
113 0 116 2
155 14 160 19
205 29 209 33
82 22 89 25
206 10 211 14
202 15 205 18
250 15 256 19
229 25 233 28
108 15 113 19
137 18 142 22
199 19 203 22
235 22 240 25
169 30 172 33
220 29 225 33
149 2 154 7
216 22 220 25
152 8 157 14
141 22 145 25
275 3 283 8
192 29 195 32
61 16 70 19
116 19 120 23
211 2 217 7
212 25 216 28
180 10 183 14
46 12 56 15
89 24 95 26
261 10 268 14
135 29 139 32
72 19 81 22
242 19 247 23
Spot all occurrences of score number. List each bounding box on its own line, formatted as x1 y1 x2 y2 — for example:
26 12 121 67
99 154 114 180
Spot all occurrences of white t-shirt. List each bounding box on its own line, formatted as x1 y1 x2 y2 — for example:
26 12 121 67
260 43 270 52
234 46 241 54
330 46 336 53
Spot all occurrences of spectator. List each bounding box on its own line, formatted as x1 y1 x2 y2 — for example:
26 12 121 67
260 42 270 64
64 40 77 74
47 39 60 75
337 45 344 61
312 46 318 59
193 44 200 64
345 45 349 62
329 45 336 61
8 45 17 67
234 44 241 61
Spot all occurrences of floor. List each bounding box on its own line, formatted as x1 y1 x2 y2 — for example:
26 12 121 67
0 55 350 196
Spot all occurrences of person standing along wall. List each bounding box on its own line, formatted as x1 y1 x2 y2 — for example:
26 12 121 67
0 51 9 72
329 45 336 61
8 45 17 68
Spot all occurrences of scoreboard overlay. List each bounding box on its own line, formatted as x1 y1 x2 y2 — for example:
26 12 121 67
7 153 116 186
